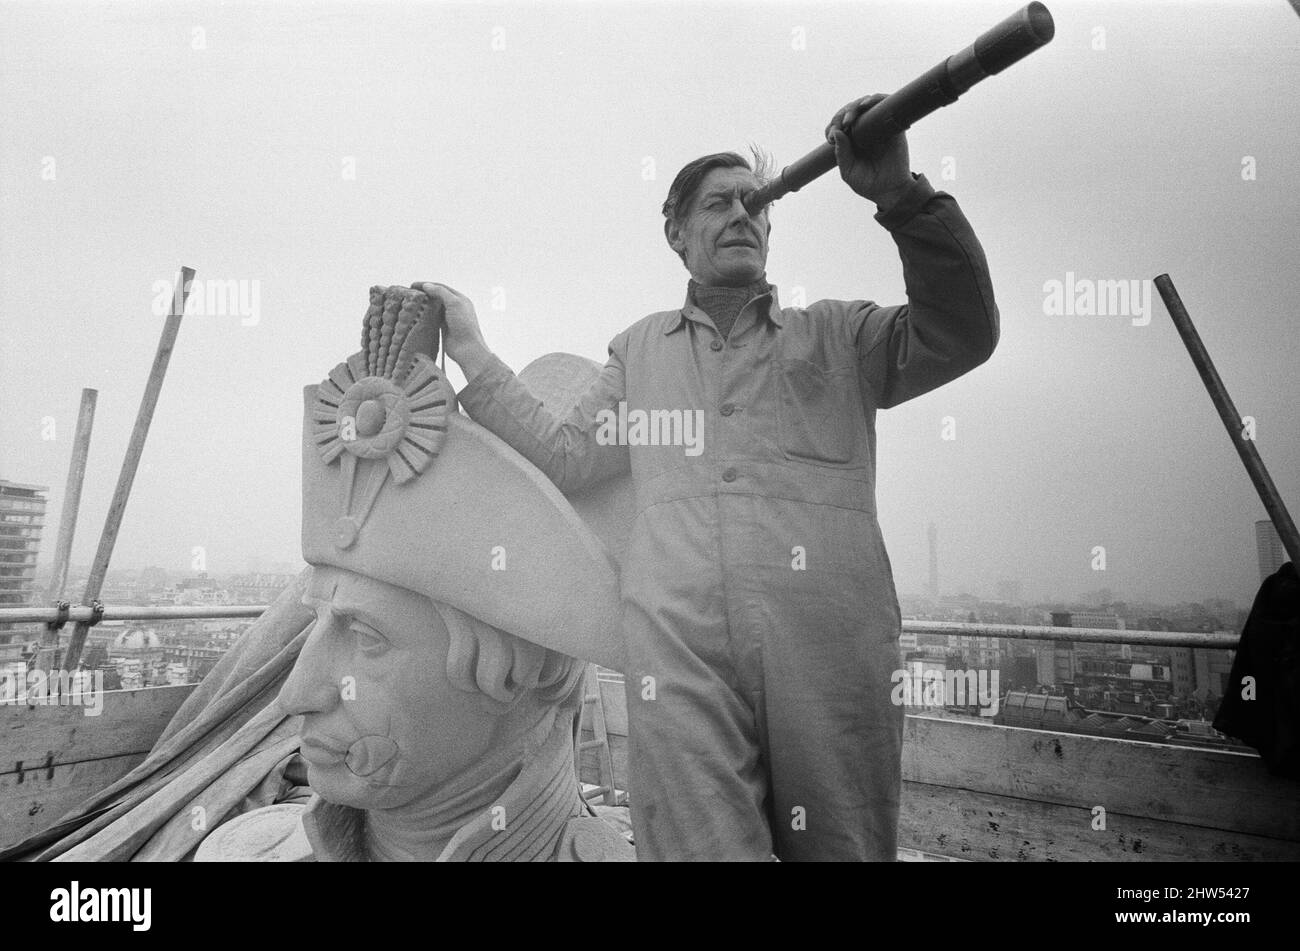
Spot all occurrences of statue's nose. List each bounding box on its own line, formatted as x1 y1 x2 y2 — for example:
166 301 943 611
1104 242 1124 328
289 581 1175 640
276 615 342 716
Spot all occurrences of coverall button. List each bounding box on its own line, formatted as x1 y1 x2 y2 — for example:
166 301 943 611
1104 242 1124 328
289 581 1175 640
710 339 724 351
721 467 737 483
720 403 735 416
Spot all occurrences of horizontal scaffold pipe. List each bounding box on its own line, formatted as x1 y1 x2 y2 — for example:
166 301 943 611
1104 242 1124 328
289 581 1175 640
0 607 1238 650
0 604 268 624
904 620 1236 650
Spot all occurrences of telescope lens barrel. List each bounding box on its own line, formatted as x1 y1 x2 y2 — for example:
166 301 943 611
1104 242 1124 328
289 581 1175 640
740 3 1054 215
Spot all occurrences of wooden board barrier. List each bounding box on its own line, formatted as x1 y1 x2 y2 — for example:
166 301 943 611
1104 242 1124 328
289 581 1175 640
580 675 1300 861
0 684 196 848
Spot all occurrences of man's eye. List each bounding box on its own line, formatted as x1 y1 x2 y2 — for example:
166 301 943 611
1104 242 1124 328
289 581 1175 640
350 622 389 654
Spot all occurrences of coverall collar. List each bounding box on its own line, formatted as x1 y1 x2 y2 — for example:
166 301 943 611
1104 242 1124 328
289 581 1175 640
665 281 783 334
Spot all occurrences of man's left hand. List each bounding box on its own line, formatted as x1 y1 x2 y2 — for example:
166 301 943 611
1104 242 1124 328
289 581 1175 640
825 94 913 209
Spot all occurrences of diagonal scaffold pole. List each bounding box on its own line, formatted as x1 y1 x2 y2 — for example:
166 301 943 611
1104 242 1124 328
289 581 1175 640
1155 273 1300 570
62 267 196 670
33 387 98 674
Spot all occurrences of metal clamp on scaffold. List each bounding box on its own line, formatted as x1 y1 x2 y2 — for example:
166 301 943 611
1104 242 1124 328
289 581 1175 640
46 600 71 633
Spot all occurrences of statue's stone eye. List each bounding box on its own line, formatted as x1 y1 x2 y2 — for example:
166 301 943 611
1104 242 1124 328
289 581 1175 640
350 621 389 655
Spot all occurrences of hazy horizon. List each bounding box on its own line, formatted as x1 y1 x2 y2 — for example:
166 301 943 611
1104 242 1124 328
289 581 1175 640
27 559 1247 615
3 0 1297 608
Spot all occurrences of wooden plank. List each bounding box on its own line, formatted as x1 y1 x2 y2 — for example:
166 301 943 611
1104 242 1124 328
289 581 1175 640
34 387 98 674
900 781 1300 862
0 684 195 772
581 730 1300 861
580 731 628 795
582 669 626 790
584 684 1300 858
1156 273 1300 567
0 751 146 850
597 675 627 736
903 714 1300 841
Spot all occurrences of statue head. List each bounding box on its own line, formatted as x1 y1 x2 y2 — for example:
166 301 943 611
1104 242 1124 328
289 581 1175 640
278 566 584 811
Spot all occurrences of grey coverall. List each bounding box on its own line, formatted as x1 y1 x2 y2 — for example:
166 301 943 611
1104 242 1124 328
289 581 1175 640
458 173 998 860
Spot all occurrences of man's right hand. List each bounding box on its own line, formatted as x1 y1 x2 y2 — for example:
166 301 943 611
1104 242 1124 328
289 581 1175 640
409 282 493 381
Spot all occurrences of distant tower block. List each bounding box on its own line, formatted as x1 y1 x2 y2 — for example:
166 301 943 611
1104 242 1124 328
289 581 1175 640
0 480 49 660
927 522 939 599
1255 519 1286 582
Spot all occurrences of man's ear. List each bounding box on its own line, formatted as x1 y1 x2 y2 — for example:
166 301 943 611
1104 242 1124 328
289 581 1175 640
664 217 687 261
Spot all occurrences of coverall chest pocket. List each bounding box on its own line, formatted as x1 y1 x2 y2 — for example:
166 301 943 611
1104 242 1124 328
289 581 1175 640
776 359 863 467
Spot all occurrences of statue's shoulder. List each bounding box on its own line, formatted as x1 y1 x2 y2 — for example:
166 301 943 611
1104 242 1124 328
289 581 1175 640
556 815 636 862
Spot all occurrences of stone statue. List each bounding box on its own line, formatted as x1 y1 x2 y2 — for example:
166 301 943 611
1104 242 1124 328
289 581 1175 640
196 287 633 861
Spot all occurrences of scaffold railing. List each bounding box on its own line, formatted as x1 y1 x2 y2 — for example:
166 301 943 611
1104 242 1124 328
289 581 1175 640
0 605 1239 650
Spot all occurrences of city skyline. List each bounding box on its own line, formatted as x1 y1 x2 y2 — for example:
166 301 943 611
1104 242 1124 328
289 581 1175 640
32 556 1253 622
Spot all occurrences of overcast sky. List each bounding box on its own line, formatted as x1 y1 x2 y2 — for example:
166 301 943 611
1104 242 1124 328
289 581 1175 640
2 0 1296 607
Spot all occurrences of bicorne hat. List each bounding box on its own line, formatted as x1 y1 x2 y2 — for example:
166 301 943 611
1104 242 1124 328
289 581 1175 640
301 287 626 672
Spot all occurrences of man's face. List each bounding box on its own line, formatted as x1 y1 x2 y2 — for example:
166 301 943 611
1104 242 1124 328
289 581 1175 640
666 166 771 287
276 567 501 810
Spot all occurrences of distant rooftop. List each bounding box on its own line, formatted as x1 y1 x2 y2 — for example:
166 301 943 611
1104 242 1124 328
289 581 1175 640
0 480 49 493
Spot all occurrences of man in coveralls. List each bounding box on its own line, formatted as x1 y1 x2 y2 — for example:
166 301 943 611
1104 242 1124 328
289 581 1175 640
417 95 999 860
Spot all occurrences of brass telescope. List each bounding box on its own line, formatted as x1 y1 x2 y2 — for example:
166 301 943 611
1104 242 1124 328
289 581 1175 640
743 2 1055 215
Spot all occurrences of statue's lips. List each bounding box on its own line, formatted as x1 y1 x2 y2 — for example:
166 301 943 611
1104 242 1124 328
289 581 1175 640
300 733 399 778
299 735 349 766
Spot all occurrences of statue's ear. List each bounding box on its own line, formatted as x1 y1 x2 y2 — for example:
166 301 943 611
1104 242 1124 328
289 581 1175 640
439 601 546 712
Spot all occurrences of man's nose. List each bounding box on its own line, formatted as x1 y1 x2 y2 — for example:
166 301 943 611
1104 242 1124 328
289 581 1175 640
277 612 342 716
725 198 765 237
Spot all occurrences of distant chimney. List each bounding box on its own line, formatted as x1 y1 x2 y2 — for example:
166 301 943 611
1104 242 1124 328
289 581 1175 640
927 522 939 599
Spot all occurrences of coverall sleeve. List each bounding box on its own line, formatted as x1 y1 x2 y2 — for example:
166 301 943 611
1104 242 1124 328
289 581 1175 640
455 337 631 495
853 173 999 409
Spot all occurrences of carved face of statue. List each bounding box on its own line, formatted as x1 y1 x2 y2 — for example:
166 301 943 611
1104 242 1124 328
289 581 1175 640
276 567 504 811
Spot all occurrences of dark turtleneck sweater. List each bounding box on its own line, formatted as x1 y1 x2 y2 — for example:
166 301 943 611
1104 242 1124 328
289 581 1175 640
688 278 772 340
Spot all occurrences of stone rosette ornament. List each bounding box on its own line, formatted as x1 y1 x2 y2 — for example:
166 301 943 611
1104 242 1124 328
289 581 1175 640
311 286 451 550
